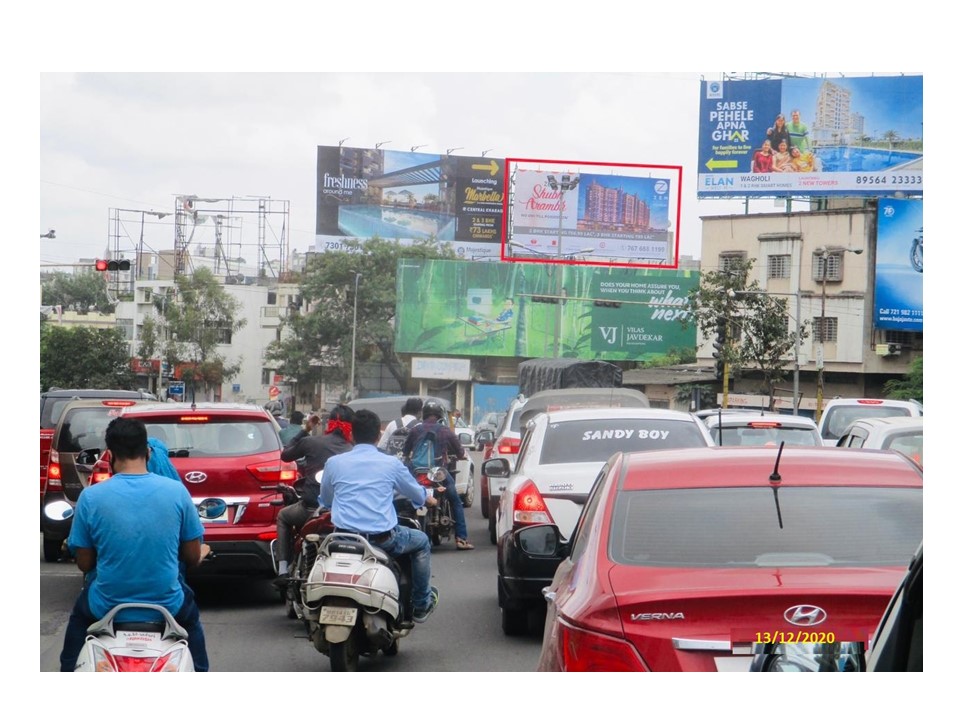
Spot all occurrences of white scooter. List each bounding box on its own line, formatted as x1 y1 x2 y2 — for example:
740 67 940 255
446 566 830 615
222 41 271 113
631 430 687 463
299 511 423 672
74 602 195 672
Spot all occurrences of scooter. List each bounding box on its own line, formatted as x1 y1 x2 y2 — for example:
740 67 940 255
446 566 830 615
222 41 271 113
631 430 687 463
74 603 195 672
299 511 423 671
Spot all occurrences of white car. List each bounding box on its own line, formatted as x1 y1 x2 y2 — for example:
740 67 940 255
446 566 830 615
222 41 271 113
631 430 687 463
484 406 714 635
836 416 923 466
700 411 823 446
818 398 922 446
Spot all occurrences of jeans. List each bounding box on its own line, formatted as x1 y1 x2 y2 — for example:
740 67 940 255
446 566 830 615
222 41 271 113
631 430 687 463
59 579 209 672
276 500 317 564
375 525 433 610
441 469 468 540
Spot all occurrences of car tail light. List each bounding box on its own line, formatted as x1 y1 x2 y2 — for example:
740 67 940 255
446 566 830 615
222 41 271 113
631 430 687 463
100 400 137 408
558 620 647 671
512 479 553 526
497 436 521 455
47 450 62 490
747 422 782 429
247 460 298 483
856 399 884 405
90 453 113 485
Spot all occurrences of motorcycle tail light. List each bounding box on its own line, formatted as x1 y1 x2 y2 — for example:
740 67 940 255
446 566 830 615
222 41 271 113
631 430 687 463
112 654 163 672
512 479 553 526
90 645 118 672
417 473 432 487
558 620 648 671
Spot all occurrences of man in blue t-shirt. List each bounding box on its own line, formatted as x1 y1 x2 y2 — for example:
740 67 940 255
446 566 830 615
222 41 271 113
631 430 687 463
58 417 210 671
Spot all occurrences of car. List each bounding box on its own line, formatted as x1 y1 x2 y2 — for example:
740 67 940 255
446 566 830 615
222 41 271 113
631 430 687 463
89 402 298 577
484 406 714 636
520 446 922 671
42 397 157 561
836 416 923 466
475 411 505 450
39 388 156 512
817 397 922 446
700 411 824 446
347 395 475 507
452 415 477 450
479 395 527 538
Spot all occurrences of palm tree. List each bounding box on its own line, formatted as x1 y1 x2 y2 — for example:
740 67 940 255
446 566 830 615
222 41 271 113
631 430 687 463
882 130 900 149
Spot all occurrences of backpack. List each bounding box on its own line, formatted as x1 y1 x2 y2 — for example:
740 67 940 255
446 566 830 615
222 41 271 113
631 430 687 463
409 427 440 470
384 416 417 456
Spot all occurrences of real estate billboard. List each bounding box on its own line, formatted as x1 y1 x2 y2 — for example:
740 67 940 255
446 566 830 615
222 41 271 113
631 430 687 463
697 75 922 198
875 198 923 332
394 258 698 361
315 146 504 260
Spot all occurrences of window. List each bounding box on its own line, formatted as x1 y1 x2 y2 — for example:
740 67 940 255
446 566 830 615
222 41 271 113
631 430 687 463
813 316 838 343
719 252 747 274
261 368 273 385
215 325 232 344
767 255 791 279
117 317 134 341
886 330 922 349
814 253 843 281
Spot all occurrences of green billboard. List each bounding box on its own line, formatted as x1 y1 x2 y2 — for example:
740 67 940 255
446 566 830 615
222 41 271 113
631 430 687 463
395 259 699 361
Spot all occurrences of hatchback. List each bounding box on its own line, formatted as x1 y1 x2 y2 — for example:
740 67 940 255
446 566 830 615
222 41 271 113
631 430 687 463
91 402 298 577
42 397 156 561
700 411 823 446
485 407 713 636
523 446 922 671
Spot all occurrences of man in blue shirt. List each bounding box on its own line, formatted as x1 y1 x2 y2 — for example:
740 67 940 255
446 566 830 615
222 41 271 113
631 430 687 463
58 417 210 671
320 409 440 623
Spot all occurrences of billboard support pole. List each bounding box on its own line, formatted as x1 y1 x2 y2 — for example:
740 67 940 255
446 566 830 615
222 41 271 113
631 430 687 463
547 174 581 357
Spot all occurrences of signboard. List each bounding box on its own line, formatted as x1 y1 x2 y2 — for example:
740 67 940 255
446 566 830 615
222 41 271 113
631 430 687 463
697 75 922 198
167 381 185 397
509 168 672 262
411 357 472 381
315 145 504 260
874 198 923 332
395 258 698 361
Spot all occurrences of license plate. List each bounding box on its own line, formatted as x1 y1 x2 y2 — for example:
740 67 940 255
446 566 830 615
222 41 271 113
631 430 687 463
319 605 358 626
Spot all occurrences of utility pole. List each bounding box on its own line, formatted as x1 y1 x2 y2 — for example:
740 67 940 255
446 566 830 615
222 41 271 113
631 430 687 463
546 173 580 357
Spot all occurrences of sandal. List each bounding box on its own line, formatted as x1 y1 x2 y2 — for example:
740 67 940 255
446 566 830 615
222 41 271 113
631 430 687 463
456 538 475 551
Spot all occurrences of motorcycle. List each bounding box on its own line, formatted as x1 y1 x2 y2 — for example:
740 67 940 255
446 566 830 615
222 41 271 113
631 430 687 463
413 465 456 547
74 602 195 672
910 228 923 273
299 509 424 671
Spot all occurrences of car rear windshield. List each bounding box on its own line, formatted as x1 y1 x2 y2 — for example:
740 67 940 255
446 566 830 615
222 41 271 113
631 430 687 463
609 486 922 567
885 432 923 464
538 419 707 465
55 407 126 453
710 425 819 446
140 418 280 457
822 406 912 440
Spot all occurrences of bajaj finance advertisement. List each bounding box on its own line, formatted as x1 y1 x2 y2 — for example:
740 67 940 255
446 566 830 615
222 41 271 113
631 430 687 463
315 145 504 259
698 75 922 198
875 199 923 332
394 259 698 361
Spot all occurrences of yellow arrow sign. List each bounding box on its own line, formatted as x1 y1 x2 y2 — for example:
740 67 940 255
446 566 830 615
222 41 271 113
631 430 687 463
706 158 738 170
471 159 500 176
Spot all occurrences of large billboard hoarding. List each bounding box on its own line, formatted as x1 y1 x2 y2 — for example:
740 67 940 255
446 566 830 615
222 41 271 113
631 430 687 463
503 159 682 269
697 75 922 198
875 199 922 332
315 146 505 260
395 258 698 361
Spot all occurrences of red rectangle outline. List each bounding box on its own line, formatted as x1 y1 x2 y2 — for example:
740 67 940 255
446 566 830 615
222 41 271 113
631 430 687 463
500 157 683 269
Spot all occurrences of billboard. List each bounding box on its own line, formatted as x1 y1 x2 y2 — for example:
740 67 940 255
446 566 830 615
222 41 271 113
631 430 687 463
697 75 923 198
875 199 923 332
508 168 673 263
315 145 504 260
394 258 698 361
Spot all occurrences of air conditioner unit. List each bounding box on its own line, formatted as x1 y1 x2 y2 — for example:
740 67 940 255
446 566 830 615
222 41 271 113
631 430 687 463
876 343 902 357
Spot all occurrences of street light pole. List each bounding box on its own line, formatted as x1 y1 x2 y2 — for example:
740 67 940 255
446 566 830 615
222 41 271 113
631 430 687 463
546 173 580 358
349 272 362 399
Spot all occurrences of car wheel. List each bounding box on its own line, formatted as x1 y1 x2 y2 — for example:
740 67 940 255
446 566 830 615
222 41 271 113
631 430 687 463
43 534 62 563
501 603 528 636
461 471 475 508
488 513 497 545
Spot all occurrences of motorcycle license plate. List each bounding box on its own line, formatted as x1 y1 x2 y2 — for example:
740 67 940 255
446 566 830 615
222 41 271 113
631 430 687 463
319 606 358 626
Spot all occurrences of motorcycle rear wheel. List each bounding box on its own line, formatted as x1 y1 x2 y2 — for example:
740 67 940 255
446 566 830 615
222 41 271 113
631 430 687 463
329 626 361 672
383 638 399 657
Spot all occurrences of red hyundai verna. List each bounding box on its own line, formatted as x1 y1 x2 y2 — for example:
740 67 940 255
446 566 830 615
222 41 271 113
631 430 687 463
517 446 922 671
91 402 297 577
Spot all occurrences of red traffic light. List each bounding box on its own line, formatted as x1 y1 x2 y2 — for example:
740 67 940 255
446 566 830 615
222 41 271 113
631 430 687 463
95 259 109 271
95 259 131 272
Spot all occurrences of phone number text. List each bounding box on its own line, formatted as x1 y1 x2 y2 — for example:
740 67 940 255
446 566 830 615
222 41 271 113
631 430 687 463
855 175 921 185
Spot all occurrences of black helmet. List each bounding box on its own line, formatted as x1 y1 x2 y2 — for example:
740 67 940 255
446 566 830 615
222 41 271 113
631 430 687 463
422 401 444 420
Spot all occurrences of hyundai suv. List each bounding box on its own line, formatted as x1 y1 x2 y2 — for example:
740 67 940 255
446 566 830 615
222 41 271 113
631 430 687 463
90 402 297 577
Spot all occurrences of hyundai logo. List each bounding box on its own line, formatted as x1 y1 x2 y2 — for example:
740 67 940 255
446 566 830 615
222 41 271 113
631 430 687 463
784 604 828 627
183 471 208 484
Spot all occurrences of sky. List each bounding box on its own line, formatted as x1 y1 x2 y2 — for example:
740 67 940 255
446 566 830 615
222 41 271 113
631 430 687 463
23 0 945 700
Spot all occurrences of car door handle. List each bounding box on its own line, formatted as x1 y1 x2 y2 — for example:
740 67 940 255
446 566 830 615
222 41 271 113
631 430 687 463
542 589 556 603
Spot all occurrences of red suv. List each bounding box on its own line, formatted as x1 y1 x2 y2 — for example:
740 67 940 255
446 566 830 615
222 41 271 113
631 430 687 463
91 403 297 577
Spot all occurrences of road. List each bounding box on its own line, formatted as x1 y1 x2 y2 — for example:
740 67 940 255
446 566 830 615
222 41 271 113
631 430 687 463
39 453 546 672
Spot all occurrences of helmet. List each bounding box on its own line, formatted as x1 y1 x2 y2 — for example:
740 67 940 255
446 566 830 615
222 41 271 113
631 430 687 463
422 401 444 420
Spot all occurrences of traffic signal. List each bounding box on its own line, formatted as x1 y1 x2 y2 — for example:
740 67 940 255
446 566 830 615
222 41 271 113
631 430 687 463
95 259 131 272
712 321 727 381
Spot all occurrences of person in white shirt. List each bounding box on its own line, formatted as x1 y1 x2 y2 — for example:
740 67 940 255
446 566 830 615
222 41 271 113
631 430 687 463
377 397 424 451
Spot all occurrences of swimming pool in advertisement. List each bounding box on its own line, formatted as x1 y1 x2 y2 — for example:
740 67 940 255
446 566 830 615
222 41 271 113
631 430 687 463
339 205 456 241
815 146 922 173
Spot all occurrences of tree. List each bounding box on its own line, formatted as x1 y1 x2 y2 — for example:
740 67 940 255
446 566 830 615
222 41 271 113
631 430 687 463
685 257 809 405
266 237 455 397
41 271 114 314
40 325 136 392
884 356 922 402
162 267 246 400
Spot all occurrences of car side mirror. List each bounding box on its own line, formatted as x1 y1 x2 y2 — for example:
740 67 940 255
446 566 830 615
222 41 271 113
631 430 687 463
76 448 101 465
514 524 567 559
476 430 494 447
458 432 473 446
482 457 511 478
